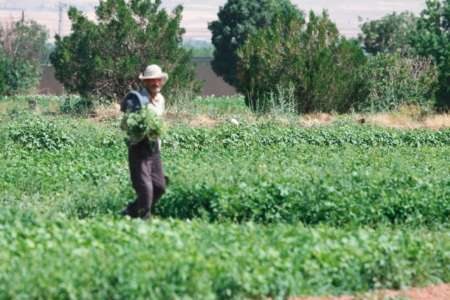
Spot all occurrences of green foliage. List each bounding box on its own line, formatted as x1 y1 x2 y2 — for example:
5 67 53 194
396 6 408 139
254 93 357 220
0 20 48 95
158 144 450 226
121 108 166 144
1 111 449 224
208 0 300 89
183 40 214 57
410 0 450 110
163 123 450 150
358 53 439 112
189 46 214 58
0 48 7 95
0 217 448 299
7 114 76 151
50 0 201 102
1 100 449 298
359 12 418 55
59 95 96 116
238 10 367 113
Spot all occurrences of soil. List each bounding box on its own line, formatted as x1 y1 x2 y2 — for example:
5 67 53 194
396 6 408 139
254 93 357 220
292 284 450 300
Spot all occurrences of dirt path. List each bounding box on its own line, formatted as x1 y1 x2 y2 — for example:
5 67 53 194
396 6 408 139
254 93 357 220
292 284 450 300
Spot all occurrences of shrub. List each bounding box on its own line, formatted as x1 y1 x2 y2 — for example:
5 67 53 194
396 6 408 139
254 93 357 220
359 11 418 55
0 20 49 95
357 53 439 112
208 0 300 89
59 95 96 116
237 10 367 113
50 0 201 103
410 0 450 110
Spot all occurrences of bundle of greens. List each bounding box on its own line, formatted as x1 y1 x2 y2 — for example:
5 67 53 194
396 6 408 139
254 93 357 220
120 108 166 145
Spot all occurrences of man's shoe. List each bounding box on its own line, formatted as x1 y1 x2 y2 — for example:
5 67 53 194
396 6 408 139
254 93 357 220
121 201 139 218
136 207 151 220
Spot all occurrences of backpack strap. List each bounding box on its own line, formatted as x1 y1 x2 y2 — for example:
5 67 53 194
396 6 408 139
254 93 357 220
121 90 150 112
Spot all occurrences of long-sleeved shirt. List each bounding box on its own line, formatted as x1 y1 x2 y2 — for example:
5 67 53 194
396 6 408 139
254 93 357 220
140 88 165 117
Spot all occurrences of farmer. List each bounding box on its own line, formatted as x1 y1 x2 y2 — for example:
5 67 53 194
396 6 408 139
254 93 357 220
120 64 168 219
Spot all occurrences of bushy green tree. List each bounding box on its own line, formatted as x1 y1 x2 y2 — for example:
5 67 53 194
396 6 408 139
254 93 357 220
359 12 417 55
50 0 201 102
0 48 7 95
358 53 438 112
208 0 300 90
0 20 48 95
237 10 367 113
410 0 450 110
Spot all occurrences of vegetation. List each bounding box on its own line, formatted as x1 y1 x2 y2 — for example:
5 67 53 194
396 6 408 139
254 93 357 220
121 108 166 145
0 19 49 95
1 96 449 298
0 96 449 298
3 0 450 297
359 12 418 55
359 53 438 112
0 217 448 299
208 0 300 89
237 10 367 113
50 0 201 102
410 0 450 110
183 40 214 57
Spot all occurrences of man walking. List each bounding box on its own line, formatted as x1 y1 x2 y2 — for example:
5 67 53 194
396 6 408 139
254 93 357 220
121 64 168 219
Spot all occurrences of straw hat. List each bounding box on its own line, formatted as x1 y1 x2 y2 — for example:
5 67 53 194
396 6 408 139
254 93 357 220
139 64 168 83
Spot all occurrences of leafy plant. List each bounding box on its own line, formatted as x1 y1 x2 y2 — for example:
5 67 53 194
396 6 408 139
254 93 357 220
7 115 76 151
0 217 448 299
120 108 166 145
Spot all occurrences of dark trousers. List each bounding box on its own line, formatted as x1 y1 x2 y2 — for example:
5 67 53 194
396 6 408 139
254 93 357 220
127 139 166 218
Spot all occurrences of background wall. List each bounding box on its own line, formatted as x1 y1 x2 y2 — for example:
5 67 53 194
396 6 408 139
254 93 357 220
38 58 237 97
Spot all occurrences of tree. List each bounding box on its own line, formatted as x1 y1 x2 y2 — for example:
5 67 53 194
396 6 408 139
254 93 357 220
50 0 201 102
358 53 438 112
0 20 49 95
358 12 418 55
410 0 450 110
237 10 367 113
208 0 301 90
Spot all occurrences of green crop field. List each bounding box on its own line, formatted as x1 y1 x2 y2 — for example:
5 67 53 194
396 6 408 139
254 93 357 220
0 96 449 299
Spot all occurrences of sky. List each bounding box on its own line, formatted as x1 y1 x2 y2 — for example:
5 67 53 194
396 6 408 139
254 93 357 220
0 0 426 41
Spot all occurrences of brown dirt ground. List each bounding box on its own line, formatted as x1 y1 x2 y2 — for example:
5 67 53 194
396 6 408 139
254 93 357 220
88 103 450 130
299 113 336 127
188 114 219 128
91 103 122 122
362 113 450 130
292 284 450 300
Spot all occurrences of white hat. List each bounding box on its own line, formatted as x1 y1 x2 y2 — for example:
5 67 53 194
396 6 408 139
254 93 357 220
139 64 168 82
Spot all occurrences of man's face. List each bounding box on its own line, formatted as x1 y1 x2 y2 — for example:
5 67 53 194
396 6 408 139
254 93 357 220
143 78 163 94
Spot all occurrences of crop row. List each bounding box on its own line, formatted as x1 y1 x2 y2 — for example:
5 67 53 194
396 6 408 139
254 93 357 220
3 113 450 153
163 123 450 150
0 215 448 299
